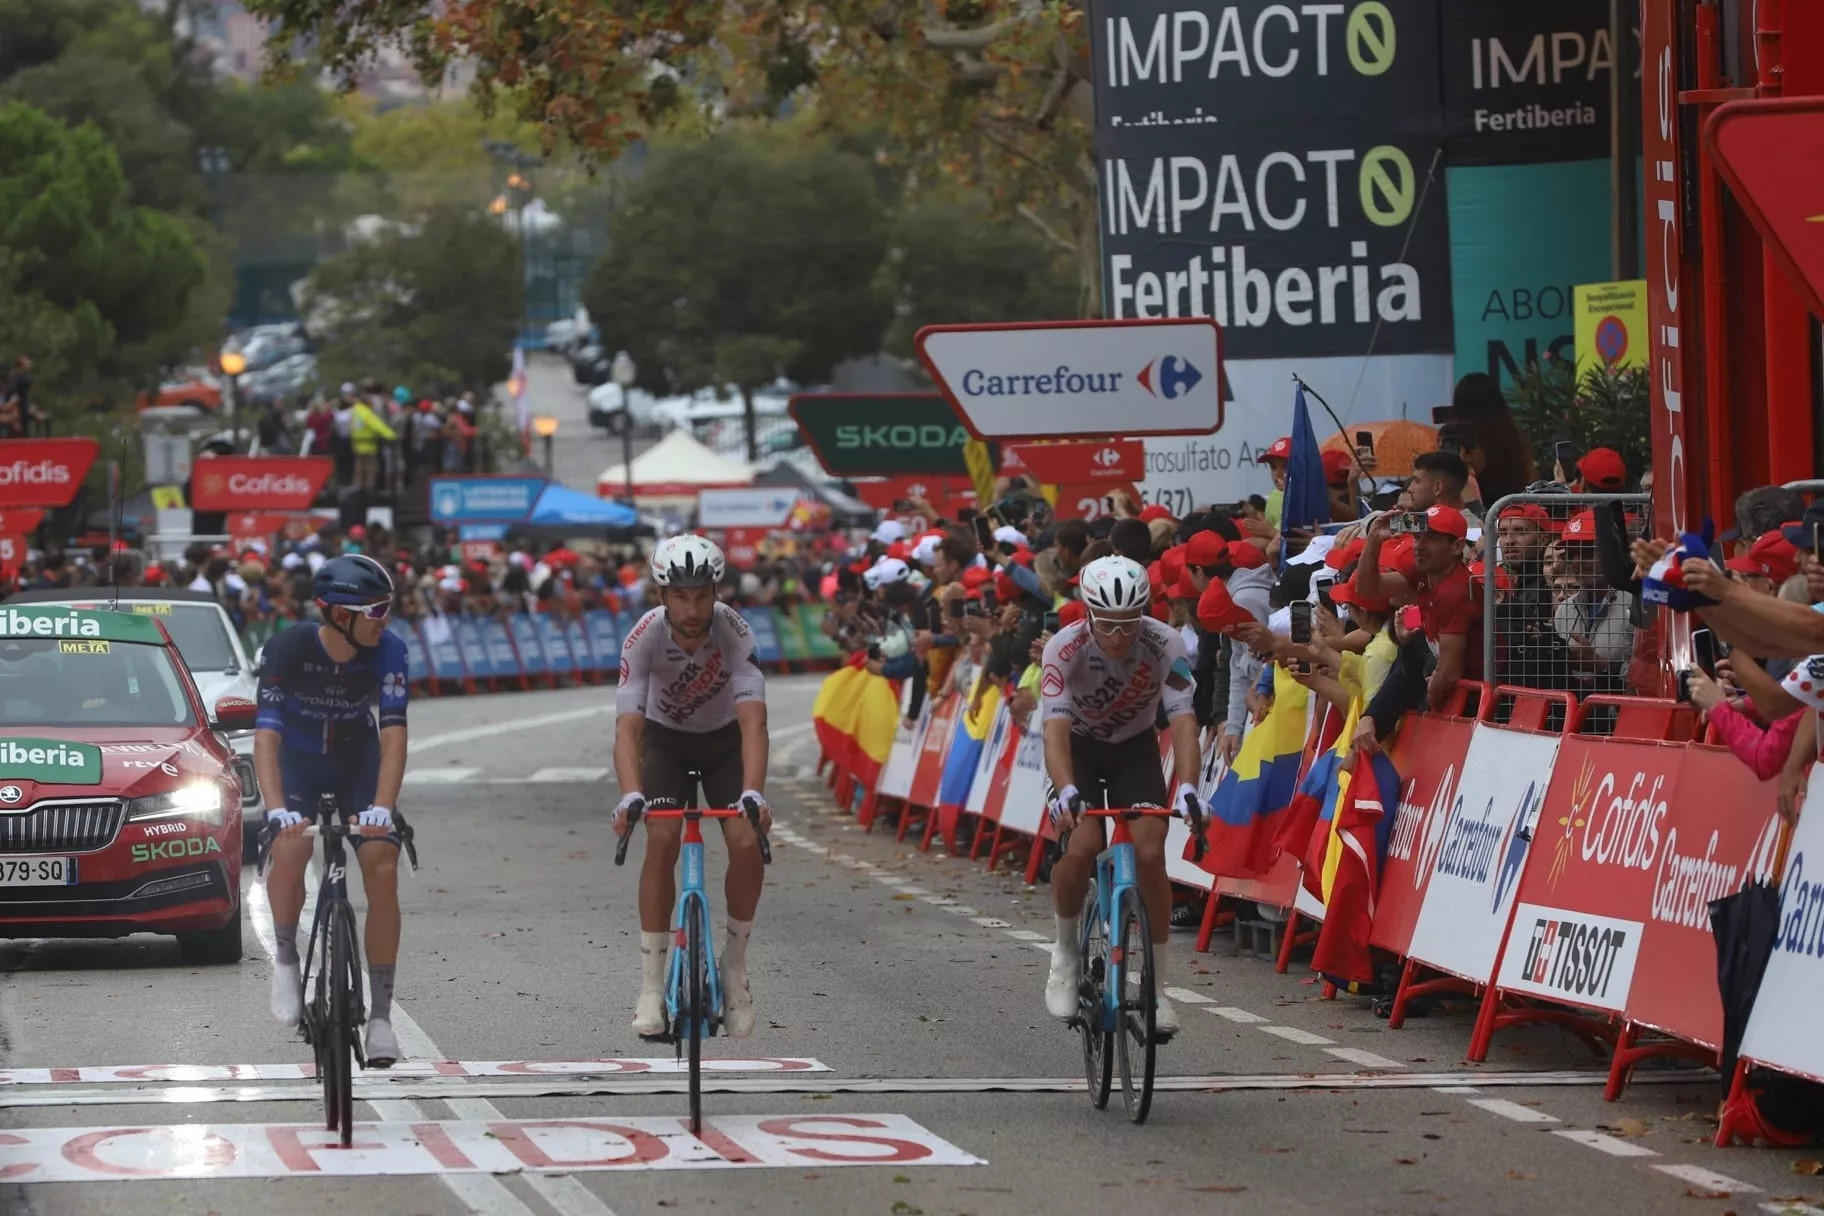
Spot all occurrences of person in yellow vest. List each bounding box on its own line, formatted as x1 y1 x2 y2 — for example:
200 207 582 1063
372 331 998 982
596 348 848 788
351 392 399 491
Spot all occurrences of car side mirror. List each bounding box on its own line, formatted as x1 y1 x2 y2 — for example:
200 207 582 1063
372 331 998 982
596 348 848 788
251 645 264 676
212 696 258 732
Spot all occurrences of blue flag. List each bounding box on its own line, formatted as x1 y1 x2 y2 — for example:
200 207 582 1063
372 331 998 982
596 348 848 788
1282 384 1330 539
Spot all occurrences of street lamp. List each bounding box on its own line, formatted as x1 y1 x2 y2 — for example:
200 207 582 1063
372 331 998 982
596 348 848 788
219 350 247 451
532 415 559 476
611 351 637 505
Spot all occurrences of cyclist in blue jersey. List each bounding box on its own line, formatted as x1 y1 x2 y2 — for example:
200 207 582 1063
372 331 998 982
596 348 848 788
255 554 411 1067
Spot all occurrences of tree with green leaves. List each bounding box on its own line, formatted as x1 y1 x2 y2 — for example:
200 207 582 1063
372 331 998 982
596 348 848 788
581 132 890 459
1505 359 1651 484
302 207 523 398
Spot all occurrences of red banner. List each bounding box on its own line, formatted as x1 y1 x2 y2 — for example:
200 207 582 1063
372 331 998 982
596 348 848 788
0 533 26 572
0 439 99 508
1371 713 1475 957
0 508 45 534
906 694 959 810
227 512 308 539
459 540 502 562
721 527 765 569
191 457 333 511
1005 440 1144 484
851 477 978 517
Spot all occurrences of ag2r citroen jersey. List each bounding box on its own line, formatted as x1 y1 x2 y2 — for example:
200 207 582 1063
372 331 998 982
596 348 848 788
1039 617 1195 743
614 602 765 732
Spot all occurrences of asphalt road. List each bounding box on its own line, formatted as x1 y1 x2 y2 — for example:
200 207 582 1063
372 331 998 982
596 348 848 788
3 675 1822 1216
519 353 649 495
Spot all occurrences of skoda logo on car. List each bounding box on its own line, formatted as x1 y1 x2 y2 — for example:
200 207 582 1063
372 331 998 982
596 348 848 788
0 786 20 805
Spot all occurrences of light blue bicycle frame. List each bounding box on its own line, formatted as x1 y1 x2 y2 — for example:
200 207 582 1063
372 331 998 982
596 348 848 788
665 809 724 1038
1080 815 1142 1032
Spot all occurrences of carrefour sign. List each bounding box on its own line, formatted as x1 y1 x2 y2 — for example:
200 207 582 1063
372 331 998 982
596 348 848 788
914 318 1223 440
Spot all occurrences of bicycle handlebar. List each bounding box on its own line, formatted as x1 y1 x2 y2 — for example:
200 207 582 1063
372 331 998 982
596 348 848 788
612 796 773 867
1057 796 1209 863
255 817 419 875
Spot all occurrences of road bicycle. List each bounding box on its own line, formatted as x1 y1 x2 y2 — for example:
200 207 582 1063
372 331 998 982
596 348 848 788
614 770 771 1133
259 798 417 1147
1062 789 1206 1124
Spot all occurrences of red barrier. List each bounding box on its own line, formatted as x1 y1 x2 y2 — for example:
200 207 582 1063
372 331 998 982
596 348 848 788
895 694 959 846
1371 710 1476 959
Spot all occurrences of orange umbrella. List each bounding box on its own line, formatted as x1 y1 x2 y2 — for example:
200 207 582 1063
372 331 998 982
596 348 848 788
1320 419 1440 478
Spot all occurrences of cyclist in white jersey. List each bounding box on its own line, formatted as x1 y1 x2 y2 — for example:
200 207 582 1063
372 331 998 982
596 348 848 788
611 535 771 1037
1039 555 1202 1036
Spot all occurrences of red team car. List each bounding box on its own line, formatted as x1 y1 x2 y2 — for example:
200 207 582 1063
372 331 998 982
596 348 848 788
0 605 252 962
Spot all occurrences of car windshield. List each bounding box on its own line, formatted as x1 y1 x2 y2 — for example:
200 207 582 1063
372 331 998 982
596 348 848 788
150 606 240 672
0 638 196 728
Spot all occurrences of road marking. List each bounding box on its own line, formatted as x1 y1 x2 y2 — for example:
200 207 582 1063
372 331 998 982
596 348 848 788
0 1059 834 1086
0 1115 984 1181
1322 1048 1407 1071
942 905 981 917
1206 1007 1269 1024
414 705 614 754
523 767 610 783
970 917 1011 928
1024 942 1053 952
1432 1086 1481 1094
404 768 482 785
1762 1202 1824 1216
0 1068 1681 1108
1468 1098 1559 1124
920 895 956 906
1005 929 1050 942
1258 1025 1335 1046
1163 987 1213 1005
873 875 910 886
899 885 933 896
1653 1164 1760 1194
1550 1129 1658 1157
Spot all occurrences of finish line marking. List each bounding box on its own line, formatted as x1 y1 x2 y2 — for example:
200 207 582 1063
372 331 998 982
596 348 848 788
0 1058 831 1087
0 1114 984 1184
0 1068 1714 1110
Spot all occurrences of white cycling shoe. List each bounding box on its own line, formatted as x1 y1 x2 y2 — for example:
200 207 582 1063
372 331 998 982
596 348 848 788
1044 947 1079 1020
364 1017 401 1068
722 960 755 1039
270 962 302 1026
632 984 667 1038
1154 993 1180 1039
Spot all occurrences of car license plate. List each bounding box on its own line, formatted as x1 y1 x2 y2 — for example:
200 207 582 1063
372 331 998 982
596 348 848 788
0 857 77 887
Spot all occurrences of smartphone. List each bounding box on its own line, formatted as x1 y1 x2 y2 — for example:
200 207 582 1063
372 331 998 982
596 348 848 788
1290 601 1313 644
1813 522 1822 557
866 643 882 662
1692 627 1718 676
1390 511 1428 534
1431 405 1453 424
982 586 998 612
964 601 982 618
1355 430 1374 454
1554 441 1577 472
1440 434 1463 455
1042 610 1061 634
893 499 915 513
1103 495 1116 515
973 514 994 551
1399 604 1424 633
1316 583 1335 615
1676 669 1694 703
947 598 965 622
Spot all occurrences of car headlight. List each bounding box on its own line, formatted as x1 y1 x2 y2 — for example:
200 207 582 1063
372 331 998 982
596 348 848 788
126 783 226 826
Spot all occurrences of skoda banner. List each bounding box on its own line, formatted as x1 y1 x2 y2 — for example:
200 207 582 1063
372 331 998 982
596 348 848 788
787 394 989 478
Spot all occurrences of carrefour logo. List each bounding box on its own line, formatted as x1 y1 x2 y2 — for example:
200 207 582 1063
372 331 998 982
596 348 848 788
1137 356 1202 400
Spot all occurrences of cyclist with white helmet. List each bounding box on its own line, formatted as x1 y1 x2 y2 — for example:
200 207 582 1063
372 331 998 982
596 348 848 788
612 535 771 1037
1038 555 1202 1037
257 554 411 1066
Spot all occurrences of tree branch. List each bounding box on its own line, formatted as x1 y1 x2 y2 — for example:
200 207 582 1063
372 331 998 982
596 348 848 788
1016 204 1077 254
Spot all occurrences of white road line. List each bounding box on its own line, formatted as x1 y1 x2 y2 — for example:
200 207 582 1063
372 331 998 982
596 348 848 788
1025 942 1052 953
414 705 614 754
1432 1085 1481 1094
246 878 552 1216
1763 1202 1824 1216
1206 1007 1269 1024
899 885 933 896
524 767 610 783
920 895 956 905
404 768 482 784
970 917 1012 928
1653 1164 1760 1194
1468 1098 1559 1124
873 875 910 886
1550 1129 1659 1158
1257 1025 1335 1046
1323 1047 1407 1071
1163 987 1214 1005
1005 929 1050 942
943 905 981 917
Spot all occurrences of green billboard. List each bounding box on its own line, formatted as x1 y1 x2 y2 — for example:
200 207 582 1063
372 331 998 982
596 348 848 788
788 394 992 477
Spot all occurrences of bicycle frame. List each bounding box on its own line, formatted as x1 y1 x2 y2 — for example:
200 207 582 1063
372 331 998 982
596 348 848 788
660 807 738 1041
300 825 359 1040
1082 813 1145 1035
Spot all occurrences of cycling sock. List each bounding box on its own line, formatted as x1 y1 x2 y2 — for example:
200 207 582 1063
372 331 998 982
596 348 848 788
723 919 753 970
369 964 395 1022
274 923 299 967
1055 914 1079 955
639 931 669 991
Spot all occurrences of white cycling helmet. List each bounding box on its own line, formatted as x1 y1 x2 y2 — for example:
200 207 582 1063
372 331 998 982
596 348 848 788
1078 555 1150 612
651 534 725 587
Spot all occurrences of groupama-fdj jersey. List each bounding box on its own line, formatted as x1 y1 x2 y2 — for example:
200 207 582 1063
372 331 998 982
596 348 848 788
255 623 409 755
615 603 765 732
1039 617 1195 744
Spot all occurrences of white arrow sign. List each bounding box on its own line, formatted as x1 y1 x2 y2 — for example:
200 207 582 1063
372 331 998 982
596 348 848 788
915 318 1223 440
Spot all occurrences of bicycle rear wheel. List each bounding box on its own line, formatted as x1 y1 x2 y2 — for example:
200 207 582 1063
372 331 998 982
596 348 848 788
684 896 707 1134
1114 890 1157 1124
1078 878 1113 1110
327 901 360 1146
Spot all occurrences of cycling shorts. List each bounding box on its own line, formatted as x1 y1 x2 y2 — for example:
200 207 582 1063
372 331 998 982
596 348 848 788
641 719 742 811
1066 729 1168 812
279 731 391 850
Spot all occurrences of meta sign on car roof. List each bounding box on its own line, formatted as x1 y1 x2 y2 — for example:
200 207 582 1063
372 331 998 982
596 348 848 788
914 317 1223 440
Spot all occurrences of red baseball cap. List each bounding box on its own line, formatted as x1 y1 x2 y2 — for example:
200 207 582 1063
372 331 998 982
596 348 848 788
1263 437 1293 462
1196 578 1256 634
1422 505 1469 539
1185 530 1227 566
1468 559 1513 592
1227 539 1269 570
1560 510 1599 543
1381 535 1419 581
1329 572 1391 613
961 564 990 589
886 540 910 560
1138 504 1175 523
1058 599 1088 627
1170 574 1198 600
1322 449 1355 486
1160 545 1187 586
1727 531 1800 583
993 570 1020 602
1577 447 1628 490
1325 537 1366 571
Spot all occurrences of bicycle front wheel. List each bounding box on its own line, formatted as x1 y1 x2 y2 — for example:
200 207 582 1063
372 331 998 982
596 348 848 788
684 896 707 1134
327 901 361 1146
1114 889 1156 1124
1078 878 1112 1110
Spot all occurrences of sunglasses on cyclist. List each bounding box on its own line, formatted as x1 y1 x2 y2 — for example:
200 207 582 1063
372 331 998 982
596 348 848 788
1089 612 1143 636
344 600 392 621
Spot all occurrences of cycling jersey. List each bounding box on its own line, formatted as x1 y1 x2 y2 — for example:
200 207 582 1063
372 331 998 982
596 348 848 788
1039 617 1195 744
615 603 765 732
255 623 409 755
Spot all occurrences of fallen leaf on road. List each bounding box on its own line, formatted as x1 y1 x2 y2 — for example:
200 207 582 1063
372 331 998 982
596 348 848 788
483 932 505 939
1506 1171 1537 1180
1394 1157 1418 1165
1259 1147 1293 1154
893 893 915 901
1683 1186 1728 1200
1612 1118 1652 1138
893 1175 911 1184
1794 1159 1824 1176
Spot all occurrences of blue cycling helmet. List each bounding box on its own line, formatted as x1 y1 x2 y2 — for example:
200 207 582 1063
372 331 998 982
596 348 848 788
313 554 394 606
392 385 411 404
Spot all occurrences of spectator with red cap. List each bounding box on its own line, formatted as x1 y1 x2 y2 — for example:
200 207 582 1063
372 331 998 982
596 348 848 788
1573 447 1629 494
1260 436 1292 529
1550 509 1634 693
1725 531 1800 597
1358 504 1482 709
